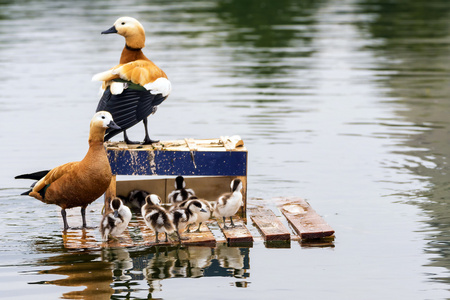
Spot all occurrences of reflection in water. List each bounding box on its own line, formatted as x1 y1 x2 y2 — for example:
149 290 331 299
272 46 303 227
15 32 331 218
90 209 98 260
30 245 250 299
30 252 114 300
355 0 450 284
143 244 249 293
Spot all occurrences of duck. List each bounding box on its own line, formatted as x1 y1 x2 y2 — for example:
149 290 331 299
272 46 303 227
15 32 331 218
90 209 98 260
167 175 195 205
93 16 171 145
213 179 243 229
124 189 149 210
170 200 206 241
15 111 120 230
177 196 213 233
141 194 175 243
100 197 132 241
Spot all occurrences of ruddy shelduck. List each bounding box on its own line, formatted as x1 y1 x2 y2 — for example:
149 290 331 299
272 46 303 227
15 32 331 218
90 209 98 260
15 111 120 230
93 16 171 144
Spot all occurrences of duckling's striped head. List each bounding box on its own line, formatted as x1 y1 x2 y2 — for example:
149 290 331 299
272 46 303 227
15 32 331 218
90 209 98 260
231 179 243 193
145 194 162 206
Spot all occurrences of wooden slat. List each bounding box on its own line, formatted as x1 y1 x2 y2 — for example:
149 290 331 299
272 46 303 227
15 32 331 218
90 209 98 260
137 217 216 246
184 138 198 151
217 219 253 244
277 198 334 239
249 207 291 241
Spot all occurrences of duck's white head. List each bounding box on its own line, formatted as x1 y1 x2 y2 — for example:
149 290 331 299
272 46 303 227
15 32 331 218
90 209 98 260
146 194 162 206
91 111 120 129
102 16 146 49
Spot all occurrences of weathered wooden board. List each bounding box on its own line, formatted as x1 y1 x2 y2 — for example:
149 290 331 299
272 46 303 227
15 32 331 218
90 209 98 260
217 219 253 244
136 217 216 247
277 198 334 239
249 207 291 241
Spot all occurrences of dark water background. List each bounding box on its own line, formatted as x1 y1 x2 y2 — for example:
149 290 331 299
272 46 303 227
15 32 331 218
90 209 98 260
1 0 450 299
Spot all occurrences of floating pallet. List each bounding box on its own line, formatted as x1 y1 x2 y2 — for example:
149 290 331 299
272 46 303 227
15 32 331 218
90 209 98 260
277 197 335 239
62 198 334 249
249 207 291 241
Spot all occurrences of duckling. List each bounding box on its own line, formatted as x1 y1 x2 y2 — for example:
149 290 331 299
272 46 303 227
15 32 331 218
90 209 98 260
213 179 243 229
178 196 212 233
125 189 149 210
167 175 195 204
171 201 206 241
100 197 132 241
15 111 120 230
141 194 175 243
93 16 171 144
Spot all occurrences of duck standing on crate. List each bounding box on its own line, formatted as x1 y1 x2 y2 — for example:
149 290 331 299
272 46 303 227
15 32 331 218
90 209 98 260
213 179 244 229
93 16 171 144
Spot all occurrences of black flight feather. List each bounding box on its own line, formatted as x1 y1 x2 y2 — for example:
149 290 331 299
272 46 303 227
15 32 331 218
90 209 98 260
96 86 167 141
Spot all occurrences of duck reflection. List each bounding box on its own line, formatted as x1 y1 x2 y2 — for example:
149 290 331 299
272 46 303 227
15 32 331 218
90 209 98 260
101 247 133 281
31 252 114 300
143 244 250 291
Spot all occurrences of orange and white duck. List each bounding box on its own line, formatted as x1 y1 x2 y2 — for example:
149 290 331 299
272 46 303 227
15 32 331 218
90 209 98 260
93 16 171 144
15 111 120 230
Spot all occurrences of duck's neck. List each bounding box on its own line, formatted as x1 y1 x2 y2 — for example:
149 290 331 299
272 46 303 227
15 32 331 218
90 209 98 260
119 46 149 64
88 126 107 146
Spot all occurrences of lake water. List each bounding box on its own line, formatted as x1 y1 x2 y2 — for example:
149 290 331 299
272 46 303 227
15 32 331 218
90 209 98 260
1 0 450 299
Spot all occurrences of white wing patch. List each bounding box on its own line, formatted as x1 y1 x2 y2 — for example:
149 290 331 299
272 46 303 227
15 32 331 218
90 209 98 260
144 77 172 97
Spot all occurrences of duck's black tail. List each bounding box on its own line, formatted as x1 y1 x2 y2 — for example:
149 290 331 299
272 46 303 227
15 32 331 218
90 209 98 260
15 170 50 181
21 189 32 196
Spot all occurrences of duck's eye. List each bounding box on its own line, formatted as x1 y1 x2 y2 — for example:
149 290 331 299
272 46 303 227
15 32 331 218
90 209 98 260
121 22 125 25
101 116 106 119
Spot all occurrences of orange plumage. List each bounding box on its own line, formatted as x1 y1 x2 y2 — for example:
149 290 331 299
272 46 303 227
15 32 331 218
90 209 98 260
93 17 171 145
16 112 120 230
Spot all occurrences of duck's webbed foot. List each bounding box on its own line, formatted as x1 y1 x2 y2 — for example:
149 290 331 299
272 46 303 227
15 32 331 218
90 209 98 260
123 131 141 145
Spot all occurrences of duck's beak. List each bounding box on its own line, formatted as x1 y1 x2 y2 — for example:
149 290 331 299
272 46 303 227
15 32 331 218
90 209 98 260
102 26 118 34
113 210 119 218
200 208 207 213
107 120 121 130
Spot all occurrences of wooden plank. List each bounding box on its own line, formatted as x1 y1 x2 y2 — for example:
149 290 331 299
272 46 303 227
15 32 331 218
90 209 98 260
277 198 334 239
184 138 198 151
249 207 291 241
136 217 216 246
217 219 253 244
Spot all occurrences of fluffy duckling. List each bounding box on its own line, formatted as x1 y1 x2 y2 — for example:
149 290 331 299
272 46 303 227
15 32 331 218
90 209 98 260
178 196 213 233
167 175 195 204
93 16 171 144
125 189 149 210
171 201 206 241
141 194 175 243
15 111 120 230
213 179 243 229
100 197 132 241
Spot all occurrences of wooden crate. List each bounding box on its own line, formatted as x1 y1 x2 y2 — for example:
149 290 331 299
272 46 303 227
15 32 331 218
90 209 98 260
103 136 248 214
